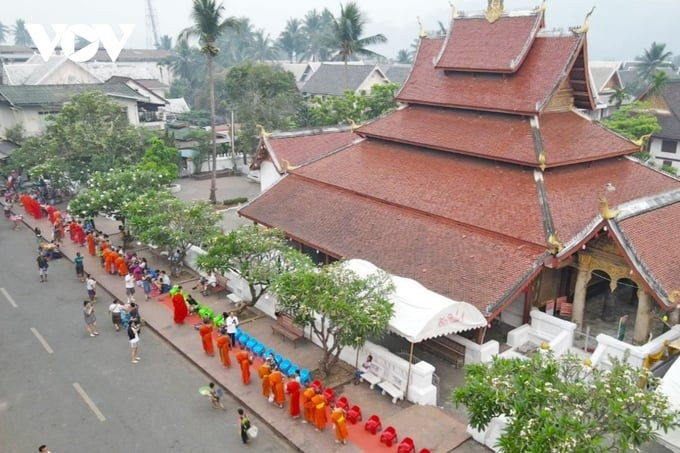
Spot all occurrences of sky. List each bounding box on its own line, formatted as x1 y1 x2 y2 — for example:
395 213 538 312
2 0 679 62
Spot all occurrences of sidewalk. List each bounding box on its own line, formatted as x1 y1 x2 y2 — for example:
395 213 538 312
20 207 475 453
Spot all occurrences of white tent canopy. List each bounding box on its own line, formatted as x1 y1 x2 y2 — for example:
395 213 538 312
346 259 488 343
657 357 680 452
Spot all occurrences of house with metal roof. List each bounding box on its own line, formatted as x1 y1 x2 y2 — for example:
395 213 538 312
301 63 390 97
240 1 680 352
0 82 150 136
644 81 680 171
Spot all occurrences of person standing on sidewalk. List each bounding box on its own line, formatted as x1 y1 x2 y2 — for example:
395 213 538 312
37 253 49 283
108 299 125 332
128 319 141 363
85 274 97 302
225 311 238 348
83 301 98 337
198 317 215 356
216 329 232 367
74 252 85 282
286 377 302 419
237 408 251 444
124 271 136 303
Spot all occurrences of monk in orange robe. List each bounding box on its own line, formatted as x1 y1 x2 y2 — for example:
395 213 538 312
73 222 85 246
199 319 214 356
270 370 285 408
216 334 231 367
286 379 301 418
86 232 96 256
116 255 128 276
311 393 327 431
68 221 77 242
236 351 251 384
258 363 271 400
302 386 316 423
331 406 349 444
103 248 113 273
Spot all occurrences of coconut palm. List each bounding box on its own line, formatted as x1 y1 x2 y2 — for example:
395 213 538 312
277 18 306 63
609 86 628 109
216 17 254 66
248 30 278 62
636 42 672 82
180 0 240 204
301 8 334 62
0 21 9 44
329 2 387 63
647 70 669 97
13 19 31 46
157 34 173 50
164 38 203 84
395 49 412 64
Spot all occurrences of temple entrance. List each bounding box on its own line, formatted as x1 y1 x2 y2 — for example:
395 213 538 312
581 272 639 341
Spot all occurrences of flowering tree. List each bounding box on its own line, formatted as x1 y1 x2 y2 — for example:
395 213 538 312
453 352 679 452
123 191 222 263
272 262 394 374
196 225 312 311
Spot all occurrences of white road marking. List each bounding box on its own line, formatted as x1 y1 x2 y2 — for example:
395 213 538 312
0 288 17 308
30 327 54 354
72 382 106 422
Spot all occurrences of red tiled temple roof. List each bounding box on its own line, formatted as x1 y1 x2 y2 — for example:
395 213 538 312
240 175 546 310
398 35 583 114
435 14 542 73
617 202 680 299
292 140 548 246
543 159 680 240
265 130 357 171
538 112 638 166
356 106 536 165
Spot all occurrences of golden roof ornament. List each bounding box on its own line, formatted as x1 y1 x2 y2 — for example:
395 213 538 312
256 124 271 138
599 197 619 220
417 17 428 38
281 159 299 172
485 0 504 23
449 1 459 19
573 7 595 34
632 132 652 151
547 231 563 255
346 118 361 131
533 0 547 13
538 152 547 171
669 290 680 304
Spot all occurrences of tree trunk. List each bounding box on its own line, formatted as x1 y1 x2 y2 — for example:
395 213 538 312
208 53 217 204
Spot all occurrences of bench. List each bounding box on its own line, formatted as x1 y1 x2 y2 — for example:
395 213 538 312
379 381 405 404
421 336 466 368
359 363 383 389
270 314 305 347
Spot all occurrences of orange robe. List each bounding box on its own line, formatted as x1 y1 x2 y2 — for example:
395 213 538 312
258 364 271 399
216 335 231 367
270 371 285 407
311 394 327 431
302 387 316 423
116 256 128 276
331 407 349 443
103 250 114 274
236 351 250 384
286 380 301 418
199 324 214 356
87 233 96 256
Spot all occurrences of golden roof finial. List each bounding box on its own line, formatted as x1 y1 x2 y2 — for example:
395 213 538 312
485 0 504 23
347 118 360 131
281 159 299 172
548 231 563 255
449 1 459 19
632 132 652 151
538 152 547 171
599 197 619 220
669 290 680 304
574 7 595 34
533 0 547 13
417 17 428 38
256 124 271 138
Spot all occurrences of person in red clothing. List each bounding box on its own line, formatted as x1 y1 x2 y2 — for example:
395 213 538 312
286 378 302 418
172 290 188 324
199 318 215 356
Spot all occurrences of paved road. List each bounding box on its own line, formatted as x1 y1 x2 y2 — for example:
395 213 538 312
0 220 293 453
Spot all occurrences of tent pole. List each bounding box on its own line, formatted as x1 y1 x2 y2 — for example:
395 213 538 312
406 341 415 398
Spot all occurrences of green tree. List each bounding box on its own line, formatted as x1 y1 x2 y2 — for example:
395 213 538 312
222 62 302 156
180 0 240 204
3 124 24 144
648 70 669 97
272 261 394 374
453 352 679 452
395 49 413 64
300 8 334 61
124 191 222 264
136 136 180 183
157 34 173 50
8 92 145 185
196 225 312 312
277 18 306 63
602 101 661 141
13 19 31 46
0 21 10 43
609 86 629 109
309 82 400 126
329 2 387 63
636 42 672 82
186 128 212 175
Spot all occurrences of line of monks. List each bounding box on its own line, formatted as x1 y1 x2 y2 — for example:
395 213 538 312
194 320 349 445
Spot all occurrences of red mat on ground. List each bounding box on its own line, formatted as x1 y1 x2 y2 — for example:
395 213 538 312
156 294 202 326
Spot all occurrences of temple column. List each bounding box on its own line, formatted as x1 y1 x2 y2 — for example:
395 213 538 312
670 306 680 326
572 268 591 328
633 290 653 345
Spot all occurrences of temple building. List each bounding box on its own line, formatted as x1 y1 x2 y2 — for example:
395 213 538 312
240 1 680 347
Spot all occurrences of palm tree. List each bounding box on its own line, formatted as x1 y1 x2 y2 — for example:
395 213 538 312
216 17 254 66
13 19 31 46
609 86 628 109
395 49 412 64
636 42 672 82
157 34 173 50
647 70 669 97
0 21 9 44
164 38 203 83
301 8 334 62
330 2 387 63
277 18 306 63
248 30 278 62
180 0 240 204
